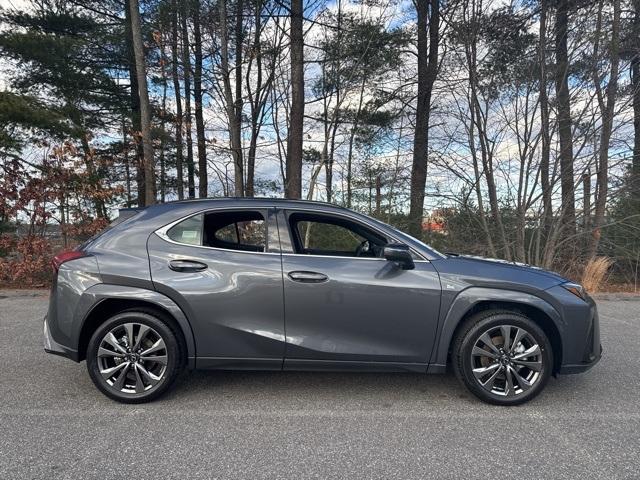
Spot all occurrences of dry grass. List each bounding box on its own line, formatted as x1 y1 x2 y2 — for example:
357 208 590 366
581 257 613 294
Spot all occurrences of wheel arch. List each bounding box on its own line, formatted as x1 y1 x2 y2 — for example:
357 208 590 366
431 288 564 374
75 285 196 367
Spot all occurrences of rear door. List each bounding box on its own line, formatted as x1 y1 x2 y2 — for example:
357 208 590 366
148 207 285 369
279 209 441 369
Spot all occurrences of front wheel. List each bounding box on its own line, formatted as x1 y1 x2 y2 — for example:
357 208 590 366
86 310 182 403
452 310 553 406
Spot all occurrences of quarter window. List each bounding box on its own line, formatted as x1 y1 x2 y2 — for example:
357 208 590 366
167 214 203 246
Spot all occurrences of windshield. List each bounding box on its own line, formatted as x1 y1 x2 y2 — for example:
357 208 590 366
361 215 447 259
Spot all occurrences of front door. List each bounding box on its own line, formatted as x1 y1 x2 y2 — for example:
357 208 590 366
279 210 441 369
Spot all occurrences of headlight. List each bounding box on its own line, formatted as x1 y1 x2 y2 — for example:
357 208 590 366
562 282 586 300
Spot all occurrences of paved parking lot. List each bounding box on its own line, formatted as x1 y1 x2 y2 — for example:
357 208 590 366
1 290 639 479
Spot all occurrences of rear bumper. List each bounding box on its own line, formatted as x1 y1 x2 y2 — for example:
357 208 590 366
43 316 79 362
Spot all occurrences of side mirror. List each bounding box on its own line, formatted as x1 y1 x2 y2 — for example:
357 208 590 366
383 243 415 270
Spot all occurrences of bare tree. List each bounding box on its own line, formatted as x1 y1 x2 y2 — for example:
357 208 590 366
128 0 155 205
286 0 304 199
408 0 439 236
193 0 207 198
555 0 576 239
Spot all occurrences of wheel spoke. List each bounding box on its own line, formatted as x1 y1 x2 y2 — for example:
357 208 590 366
512 359 542 371
510 328 525 354
98 347 124 359
133 325 151 351
512 344 540 361
133 364 145 393
472 345 499 359
478 333 501 354
124 323 135 349
480 365 503 391
140 338 165 357
142 355 167 365
504 366 515 396
100 361 128 381
103 332 127 354
136 363 161 385
112 363 131 390
509 365 533 392
500 325 511 351
472 362 500 380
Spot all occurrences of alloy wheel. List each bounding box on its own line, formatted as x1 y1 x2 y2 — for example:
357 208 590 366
470 324 543 397
96 322 168 394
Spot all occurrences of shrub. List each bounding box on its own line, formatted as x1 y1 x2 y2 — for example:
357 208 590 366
581 257 613 294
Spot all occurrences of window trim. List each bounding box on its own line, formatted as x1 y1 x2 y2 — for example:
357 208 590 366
155 207 280 256
280 209 429 262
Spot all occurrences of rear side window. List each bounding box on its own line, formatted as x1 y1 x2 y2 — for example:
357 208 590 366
165 210 266 253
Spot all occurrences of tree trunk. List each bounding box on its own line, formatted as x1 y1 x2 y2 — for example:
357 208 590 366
286 0 304 199
124 0 146 207
539 0 552 261
632 0 640 197
408 0 439 237
219 0 244 197
128 0 155 205
193 0 207 198
554 0 575 238
171 0 184 200
180 0 195 198
588 0 621 259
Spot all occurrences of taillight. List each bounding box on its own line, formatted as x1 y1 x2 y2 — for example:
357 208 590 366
51 250 87 273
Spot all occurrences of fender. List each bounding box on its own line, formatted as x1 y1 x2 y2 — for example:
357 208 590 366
76 284 197 368
428 287 563 372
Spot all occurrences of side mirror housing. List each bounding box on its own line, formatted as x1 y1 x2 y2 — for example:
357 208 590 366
383 243 415 270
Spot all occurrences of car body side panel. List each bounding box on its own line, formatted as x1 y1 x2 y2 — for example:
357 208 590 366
46 256 102 352
429 287 564 371
75 284 197 364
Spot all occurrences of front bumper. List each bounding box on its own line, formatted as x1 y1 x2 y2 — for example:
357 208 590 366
43 316 79 361
558 294 602 374
559 344 602 374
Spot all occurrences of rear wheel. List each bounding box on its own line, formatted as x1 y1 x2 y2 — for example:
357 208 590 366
86 310 182 403
452 310 553 405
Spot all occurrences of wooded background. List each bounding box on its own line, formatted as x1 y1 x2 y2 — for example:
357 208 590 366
0 0 639 289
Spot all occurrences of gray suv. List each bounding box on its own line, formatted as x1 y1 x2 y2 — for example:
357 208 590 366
44 198 601 405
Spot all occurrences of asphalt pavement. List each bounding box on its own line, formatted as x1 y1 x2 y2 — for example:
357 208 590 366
1 290 639 479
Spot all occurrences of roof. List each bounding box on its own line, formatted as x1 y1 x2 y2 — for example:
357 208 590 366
147 197 349 211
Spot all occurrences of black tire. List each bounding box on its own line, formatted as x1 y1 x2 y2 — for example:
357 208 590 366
452 310 553 406
86 309 183 403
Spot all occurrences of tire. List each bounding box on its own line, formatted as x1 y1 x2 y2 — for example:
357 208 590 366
86 309 183 403
452 310 553 406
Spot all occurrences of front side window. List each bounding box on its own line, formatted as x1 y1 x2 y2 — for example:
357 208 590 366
165 210 266 252
288 212 386 258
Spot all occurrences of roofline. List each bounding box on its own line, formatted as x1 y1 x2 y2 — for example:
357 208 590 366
150 197 349 210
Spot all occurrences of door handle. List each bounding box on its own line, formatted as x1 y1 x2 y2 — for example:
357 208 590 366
169 259 208 272
287 271 328 283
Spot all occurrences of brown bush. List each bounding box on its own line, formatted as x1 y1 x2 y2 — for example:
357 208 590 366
581 257 613 294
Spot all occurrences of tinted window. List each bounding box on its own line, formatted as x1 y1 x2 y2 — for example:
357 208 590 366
167 214 203 246
204 211 266 252
297 221 365 252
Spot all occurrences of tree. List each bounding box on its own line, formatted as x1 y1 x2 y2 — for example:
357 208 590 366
193 0 207 198
128 0 156 205
554 0 576 241
408 0 440 237
286 0 304 199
